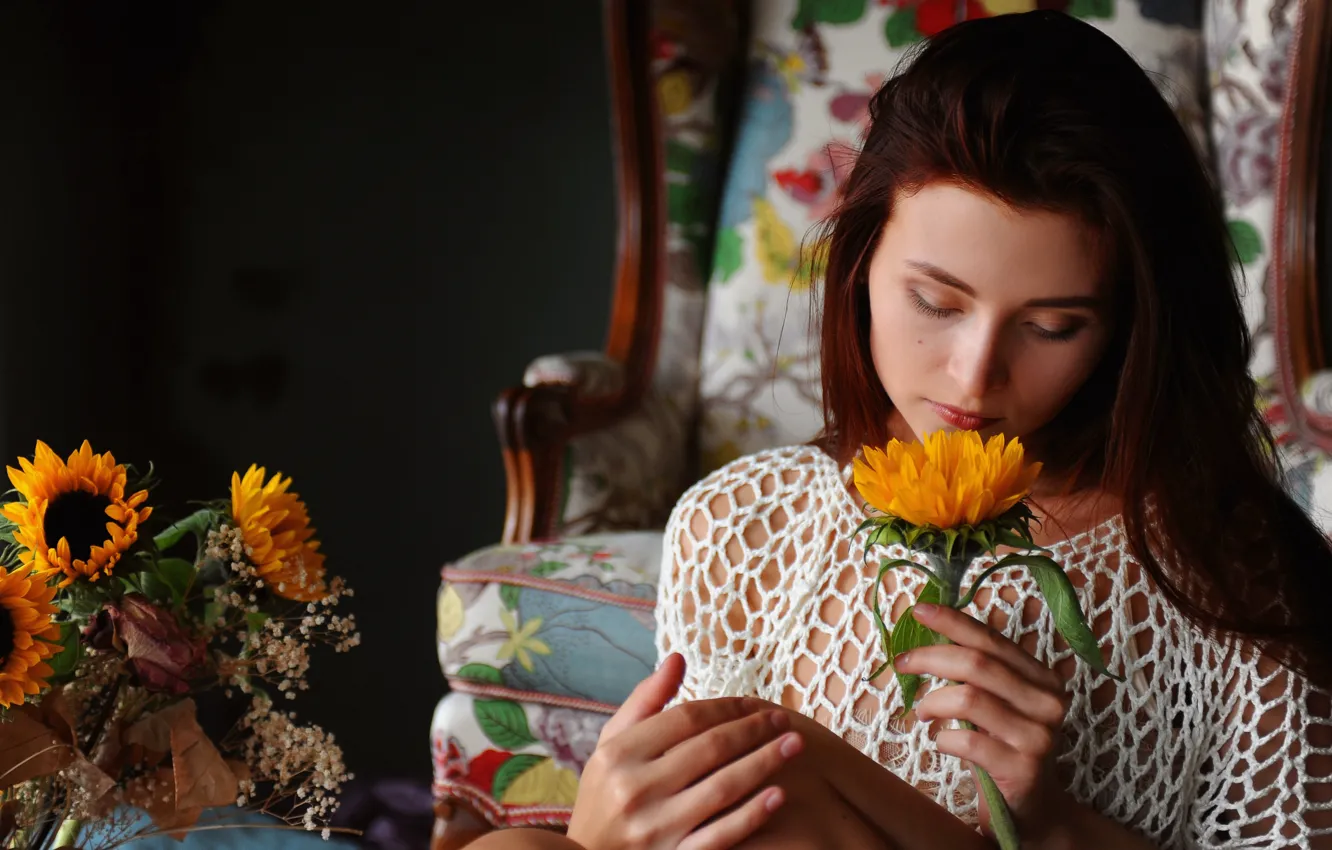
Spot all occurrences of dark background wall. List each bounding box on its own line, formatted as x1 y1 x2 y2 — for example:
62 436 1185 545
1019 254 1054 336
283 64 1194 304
0 1 614 780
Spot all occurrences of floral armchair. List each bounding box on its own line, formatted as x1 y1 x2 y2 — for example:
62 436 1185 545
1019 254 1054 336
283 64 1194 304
431 0 1332 846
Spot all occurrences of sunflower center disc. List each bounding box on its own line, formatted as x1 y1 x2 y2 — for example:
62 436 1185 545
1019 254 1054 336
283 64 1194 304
44 490 114 562
0 606 14 664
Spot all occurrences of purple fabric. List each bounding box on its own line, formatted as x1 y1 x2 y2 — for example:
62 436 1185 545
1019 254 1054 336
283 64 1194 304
330 778 435 849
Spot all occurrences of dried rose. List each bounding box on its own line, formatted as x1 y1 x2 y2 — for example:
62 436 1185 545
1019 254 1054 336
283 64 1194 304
85 594 208 694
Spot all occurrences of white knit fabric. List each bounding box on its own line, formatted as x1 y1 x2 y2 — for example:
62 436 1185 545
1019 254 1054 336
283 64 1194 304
656 445 1332 848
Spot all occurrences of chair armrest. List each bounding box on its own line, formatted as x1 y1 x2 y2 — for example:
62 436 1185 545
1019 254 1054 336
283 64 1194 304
524 352 625 398
494 352 687 543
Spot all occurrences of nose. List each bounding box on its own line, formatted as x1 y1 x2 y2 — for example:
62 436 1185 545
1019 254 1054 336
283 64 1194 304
946 322 1008 400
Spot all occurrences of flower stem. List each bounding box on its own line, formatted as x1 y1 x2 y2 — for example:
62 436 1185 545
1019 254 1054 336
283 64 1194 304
937 566 1020 850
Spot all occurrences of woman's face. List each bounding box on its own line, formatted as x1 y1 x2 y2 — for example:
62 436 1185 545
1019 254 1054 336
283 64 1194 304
868 183 1114 446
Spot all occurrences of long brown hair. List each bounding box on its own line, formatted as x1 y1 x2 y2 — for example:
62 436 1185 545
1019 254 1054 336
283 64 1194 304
813 11 1332 683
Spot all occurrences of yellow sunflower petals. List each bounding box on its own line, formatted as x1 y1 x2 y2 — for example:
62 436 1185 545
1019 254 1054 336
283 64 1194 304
857 431 1041 529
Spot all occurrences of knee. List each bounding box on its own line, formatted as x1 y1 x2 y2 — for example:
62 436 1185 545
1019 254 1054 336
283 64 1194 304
467 828 585 850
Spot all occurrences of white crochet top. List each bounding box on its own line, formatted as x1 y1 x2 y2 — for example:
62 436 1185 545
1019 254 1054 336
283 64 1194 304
655 445 1332 848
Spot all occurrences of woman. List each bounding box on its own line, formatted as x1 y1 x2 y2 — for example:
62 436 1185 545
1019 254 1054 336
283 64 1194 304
475 9 1332 849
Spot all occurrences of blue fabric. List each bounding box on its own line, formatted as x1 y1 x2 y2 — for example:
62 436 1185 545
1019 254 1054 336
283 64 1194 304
499 586 656 705
80 807 359 849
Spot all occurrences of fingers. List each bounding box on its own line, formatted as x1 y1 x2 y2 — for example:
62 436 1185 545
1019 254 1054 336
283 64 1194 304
600 653 686 744
610 696 767 761
669 729 803 839
913 604 1064 691
677 786 785 850
654 709 792 793
895 645 1067 728
915 684 1056 756
936 727 1036 782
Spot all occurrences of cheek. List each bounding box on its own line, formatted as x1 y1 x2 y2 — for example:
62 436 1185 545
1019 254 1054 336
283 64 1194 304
869 296 930 394
1014 335 1110 418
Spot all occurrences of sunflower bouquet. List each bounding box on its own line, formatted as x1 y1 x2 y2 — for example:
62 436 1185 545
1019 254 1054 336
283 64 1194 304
0 441 359 849
855 431 1119 850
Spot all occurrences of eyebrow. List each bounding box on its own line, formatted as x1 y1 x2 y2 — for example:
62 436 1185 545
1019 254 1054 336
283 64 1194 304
905 260 1101 309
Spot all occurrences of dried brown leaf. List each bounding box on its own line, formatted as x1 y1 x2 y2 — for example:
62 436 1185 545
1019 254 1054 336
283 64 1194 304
38 688 76 748
123 699 193 761
126 766 201 839
170 708 237 810
0 705 73 788
63 753 117 801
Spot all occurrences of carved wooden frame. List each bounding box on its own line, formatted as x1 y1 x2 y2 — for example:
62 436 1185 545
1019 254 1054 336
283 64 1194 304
1273 0 1332 449
492 0 665 545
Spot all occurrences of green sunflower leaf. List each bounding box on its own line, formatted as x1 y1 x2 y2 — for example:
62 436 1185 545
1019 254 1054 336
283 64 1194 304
491 754 547 800
475 699 538 749
152 508 218 552
47 621 83 678
138 572 171 605
59 582 105 620
891 583 947 715
1002 554 1121 680
156 558 196 605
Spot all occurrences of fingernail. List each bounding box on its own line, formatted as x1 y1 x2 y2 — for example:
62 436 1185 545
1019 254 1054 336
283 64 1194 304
769 710 789 731
741 697 763 711
765 787 785 812
895 651 911 668
915 603 938 618
779 732 803 758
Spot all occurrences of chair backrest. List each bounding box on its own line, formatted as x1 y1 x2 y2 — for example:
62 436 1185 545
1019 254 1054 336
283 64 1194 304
694 0 1208 472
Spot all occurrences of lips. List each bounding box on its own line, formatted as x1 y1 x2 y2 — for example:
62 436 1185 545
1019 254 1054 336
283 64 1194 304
928 401 999 431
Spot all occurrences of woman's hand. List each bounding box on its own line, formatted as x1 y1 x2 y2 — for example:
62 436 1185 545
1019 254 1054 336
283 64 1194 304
742 706 991 850
896 602 1073 841
566 653 804 850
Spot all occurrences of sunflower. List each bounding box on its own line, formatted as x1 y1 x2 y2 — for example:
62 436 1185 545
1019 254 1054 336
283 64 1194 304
2 441 153 588
230 465 326 602
0 564 62 707
853 430 1041 529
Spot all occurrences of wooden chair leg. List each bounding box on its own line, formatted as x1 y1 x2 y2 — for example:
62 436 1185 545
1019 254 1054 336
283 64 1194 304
431 798 495 850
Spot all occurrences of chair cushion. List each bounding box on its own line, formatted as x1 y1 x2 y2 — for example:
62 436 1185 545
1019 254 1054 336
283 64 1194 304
437 531 661 711
433 531 662 827
697 0 1207 472
431 691 602 828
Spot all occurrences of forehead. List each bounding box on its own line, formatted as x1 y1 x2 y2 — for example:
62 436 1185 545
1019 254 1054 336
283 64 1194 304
875 183 1104 298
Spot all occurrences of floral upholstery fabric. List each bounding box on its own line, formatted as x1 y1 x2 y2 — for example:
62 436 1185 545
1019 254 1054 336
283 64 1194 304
1206 0 1332 527
432 533 661 827
531 1 745 537
697 0 1207 472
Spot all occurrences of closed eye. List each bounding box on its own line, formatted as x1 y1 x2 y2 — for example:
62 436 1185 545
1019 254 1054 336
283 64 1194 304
1028 323 1084 343
909 290 956 319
